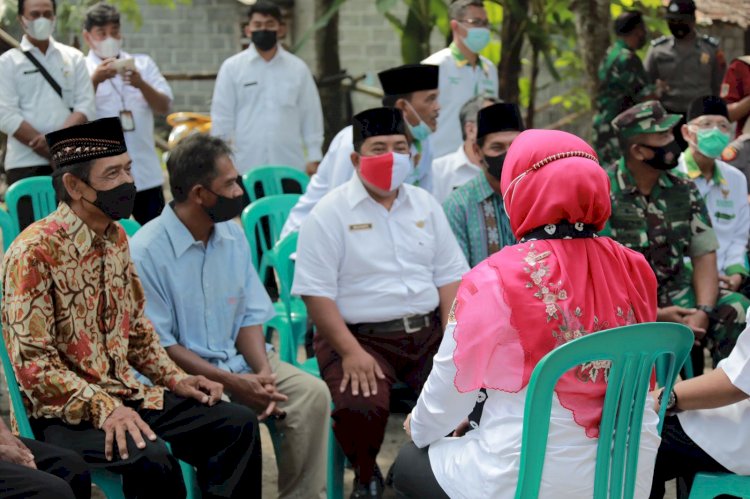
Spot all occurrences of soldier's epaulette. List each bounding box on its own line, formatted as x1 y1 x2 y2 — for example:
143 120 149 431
651 36 670 46
700 34 720 47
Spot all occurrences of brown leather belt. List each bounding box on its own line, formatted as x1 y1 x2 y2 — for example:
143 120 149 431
348 313 432 335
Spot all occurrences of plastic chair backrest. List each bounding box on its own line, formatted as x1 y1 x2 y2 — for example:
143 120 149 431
118 218 142 237
242 166 309 203
5 177 56 234
0 208 18 251
241 194 300 277
0 322 35 439
515 322 693 499
270 232 299 311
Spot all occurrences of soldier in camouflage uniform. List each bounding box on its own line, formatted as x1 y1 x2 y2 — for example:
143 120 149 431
593 10 659 165
601 100 747 372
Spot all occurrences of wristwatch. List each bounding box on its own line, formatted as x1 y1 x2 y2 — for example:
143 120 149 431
695 304 715 316
658 388 679 412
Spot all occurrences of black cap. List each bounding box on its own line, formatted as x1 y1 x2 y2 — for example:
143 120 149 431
477 103 525 140
46 117 127 169
377 64 439 96
352 107 406 146
614 10 643 35
666 0 696 20
687 96 729 122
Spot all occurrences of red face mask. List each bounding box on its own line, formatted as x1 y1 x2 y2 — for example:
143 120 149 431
358 152 412 192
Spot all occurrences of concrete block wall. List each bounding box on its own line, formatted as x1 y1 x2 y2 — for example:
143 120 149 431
120 0 247 113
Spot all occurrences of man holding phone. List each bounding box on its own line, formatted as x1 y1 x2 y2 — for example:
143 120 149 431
83 2 173 224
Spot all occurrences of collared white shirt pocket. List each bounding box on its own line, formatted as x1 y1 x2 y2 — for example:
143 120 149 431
396 217 436 266
276 79 299 107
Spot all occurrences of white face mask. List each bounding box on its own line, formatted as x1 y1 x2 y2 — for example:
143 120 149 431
24 17 55 41
93 37 122 59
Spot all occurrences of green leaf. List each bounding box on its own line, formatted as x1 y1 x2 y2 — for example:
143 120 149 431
291 0 349 53
375 0 399 15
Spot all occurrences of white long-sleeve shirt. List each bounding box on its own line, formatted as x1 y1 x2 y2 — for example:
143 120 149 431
279 125 434 238
210 45 323 174
676 153 750 275
422 45 498 159
85 50 173 191
0 36 95 169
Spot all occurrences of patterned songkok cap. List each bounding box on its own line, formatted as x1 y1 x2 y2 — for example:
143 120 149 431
45 117 127 168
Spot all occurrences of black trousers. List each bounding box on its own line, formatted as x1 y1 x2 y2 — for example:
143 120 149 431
6 164 54 232
390 441 449 499
0 437 91 499
31 392 262 499
649 415 734 499
132 186 166 225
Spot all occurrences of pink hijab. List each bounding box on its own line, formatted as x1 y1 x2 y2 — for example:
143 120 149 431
452 130 657 437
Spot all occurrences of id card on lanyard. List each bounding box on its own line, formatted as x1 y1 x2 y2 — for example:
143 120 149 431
109 79 135 132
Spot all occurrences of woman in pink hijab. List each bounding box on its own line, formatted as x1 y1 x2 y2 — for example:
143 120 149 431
391 130 660 498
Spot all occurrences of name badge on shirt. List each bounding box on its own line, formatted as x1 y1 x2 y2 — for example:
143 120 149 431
349 223 373 231
415 220 426 228
119 110 135 132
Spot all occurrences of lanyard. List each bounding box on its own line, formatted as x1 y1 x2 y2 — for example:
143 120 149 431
107 77 128 112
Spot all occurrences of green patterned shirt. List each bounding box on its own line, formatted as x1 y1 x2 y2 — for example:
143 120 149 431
443 175 515 267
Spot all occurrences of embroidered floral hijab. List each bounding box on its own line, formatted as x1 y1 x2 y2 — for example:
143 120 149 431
452 130 657 437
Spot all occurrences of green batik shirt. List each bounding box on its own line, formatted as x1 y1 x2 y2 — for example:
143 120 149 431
601 158 719 307
592 39 654 165
443 175 515 267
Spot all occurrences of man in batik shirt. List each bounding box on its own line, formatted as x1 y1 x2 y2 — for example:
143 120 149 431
1 117 262 498
443 102 524 267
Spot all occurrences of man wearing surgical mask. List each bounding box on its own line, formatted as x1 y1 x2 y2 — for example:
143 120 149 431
603 100 749 375
443 102 523 267
211 1 323 177
82 2 174 225
0 0 95 230
294 108 468 498
676 96 750 298
423 0 499 158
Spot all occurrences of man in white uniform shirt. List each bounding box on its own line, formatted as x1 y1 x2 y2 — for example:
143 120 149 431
0 0 95 229
280 63 440 239
651 312 750 497
431 95 499 203
210 1 324 175
293 107 468 499
83 2 173 224
422 0 498 158
676 96 750 294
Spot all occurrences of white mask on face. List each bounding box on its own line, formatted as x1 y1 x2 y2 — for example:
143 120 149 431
24 17 55 41
93 37 122 59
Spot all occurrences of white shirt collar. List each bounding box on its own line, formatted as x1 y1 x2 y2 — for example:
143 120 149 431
20 35 59 56
246 43 285 63
346 173 407 210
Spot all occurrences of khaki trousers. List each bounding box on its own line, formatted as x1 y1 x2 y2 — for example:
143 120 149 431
233 351 331 499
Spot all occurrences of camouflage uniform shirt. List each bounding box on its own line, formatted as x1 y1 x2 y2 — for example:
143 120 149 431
602 158 719 307
593 39 654 165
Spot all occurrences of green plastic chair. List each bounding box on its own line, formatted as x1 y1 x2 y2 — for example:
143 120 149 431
263 234 345 499
266 232 308 363
241 166 309 203
0 322 200 499
241 194 300 286
117 218 142 237
689 471 750 498
0 208 18 251
515 322 693 499
5 176 57 234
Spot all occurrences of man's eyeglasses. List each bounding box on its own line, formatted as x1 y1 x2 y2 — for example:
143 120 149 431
459 18 490 28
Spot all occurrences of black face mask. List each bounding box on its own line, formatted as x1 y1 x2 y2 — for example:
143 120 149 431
84 181 136 220
251 30 277 51
668 22 691 39
638 140 682 170
203 188 245 223
484 152 507 181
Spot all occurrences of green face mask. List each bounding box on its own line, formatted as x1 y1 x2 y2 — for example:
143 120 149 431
695 127 731 159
